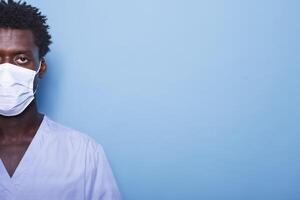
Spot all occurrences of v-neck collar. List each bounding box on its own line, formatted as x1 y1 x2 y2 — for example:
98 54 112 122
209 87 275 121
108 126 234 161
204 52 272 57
0 115 47 188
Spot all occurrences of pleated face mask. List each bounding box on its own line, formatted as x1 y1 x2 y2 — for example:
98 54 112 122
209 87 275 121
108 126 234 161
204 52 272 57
0 62 40 116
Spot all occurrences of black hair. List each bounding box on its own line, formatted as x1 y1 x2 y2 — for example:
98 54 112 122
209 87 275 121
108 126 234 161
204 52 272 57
0 0 52 58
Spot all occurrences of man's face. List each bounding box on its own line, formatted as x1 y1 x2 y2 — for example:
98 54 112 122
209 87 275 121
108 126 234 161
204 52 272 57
0 28 46 76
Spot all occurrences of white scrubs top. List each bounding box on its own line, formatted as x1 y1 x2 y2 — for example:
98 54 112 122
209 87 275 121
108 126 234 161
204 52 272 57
0 116 121 200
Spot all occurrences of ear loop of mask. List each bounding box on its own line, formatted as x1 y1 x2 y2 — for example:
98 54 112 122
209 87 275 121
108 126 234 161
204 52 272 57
33 61 42 94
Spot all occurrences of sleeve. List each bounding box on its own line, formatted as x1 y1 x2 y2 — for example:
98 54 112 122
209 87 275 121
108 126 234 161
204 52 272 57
84 140 122 200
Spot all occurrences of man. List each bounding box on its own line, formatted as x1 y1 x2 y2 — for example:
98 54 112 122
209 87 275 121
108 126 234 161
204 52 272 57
0 0 121 199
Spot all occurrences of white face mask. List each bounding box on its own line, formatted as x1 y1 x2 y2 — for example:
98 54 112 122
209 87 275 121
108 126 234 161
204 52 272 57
0 62 41 116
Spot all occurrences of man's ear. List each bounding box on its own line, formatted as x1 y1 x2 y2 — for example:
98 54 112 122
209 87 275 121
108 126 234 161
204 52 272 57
38 58 47 78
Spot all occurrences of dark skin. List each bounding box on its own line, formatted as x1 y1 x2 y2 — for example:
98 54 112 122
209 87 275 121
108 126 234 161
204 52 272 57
0 28 47 177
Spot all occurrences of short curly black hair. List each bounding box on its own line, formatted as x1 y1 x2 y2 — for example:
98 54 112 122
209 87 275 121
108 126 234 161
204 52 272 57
0 0 52 58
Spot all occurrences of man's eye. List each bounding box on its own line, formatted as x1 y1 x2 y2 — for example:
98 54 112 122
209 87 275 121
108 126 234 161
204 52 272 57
15 56 29 64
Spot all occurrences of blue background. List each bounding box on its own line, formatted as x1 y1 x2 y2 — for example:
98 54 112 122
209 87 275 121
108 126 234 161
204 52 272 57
27 0 300 199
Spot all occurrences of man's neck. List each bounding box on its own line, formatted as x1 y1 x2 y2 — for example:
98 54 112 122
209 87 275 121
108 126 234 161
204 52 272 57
0 101 43 142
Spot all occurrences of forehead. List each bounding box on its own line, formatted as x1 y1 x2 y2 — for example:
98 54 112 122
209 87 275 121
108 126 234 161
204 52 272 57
0 28 37 51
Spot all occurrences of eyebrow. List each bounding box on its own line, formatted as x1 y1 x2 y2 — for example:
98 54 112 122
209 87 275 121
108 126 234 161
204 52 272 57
0 49 34 55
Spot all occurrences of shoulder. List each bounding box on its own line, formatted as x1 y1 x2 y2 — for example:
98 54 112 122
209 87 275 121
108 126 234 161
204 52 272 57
41 115 103 154
41 116 121 199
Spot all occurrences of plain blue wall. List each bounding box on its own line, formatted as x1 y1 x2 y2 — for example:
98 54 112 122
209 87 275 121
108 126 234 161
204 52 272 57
27 0 300 199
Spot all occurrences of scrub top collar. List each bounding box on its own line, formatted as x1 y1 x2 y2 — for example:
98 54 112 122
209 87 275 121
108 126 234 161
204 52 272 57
0 115 47 191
